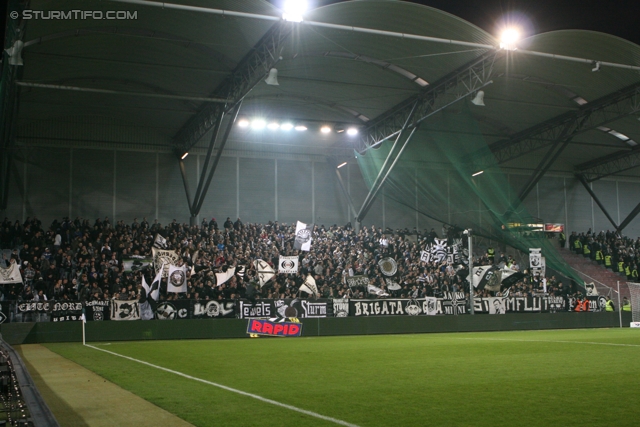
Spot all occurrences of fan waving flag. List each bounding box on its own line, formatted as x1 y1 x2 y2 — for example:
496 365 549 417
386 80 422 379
469 265 501 292
294 221 313 251
299 275 318 298
279 256 299 274
0 261 23 284
154 233 167 249
253 259 275 288
215 266 236 287
167 265 187 293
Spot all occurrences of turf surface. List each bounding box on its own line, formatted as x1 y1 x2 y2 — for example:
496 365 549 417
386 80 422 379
44 329 640 427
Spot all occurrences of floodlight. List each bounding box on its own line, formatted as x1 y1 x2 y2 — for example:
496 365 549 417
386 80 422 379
251 119 266 130
294 125 308 131
337 162 347 169
267 122 280 130
472 170 484 177
499 28 520 50
237 118 250 128
281 123 294 131
346 127 358 136
282 0 307 22
320 126 331 134
181 152 189 160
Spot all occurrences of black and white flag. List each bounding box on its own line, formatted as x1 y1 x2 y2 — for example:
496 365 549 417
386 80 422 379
154 234 167 249
367 284 389 297
215 266 236 287
236 265 246 279
279 256 299 274
0 261 22 284
423 238 448 264
294 221 313 251
253 259 275 288
152 247 180 278
123 256 153 272
167 265 187 293
469 265 501 291
378 258 398 276
385 278 401 291
299 275 318 298
423 297 438 315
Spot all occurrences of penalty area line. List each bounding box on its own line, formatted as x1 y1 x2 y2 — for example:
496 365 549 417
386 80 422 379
456 337 640 347
85 344 361 427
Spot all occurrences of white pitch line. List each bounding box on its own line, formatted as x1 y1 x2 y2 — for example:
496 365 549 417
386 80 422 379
85 344 361 427
457 337 640 347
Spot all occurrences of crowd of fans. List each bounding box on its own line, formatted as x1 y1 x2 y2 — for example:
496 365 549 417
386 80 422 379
569 229 640 280
0 215 571 304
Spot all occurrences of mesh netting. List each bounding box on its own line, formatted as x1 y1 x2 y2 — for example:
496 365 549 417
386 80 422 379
356 103 581 283
628 283 640 322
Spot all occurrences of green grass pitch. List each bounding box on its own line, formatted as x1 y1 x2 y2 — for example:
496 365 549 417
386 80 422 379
44 329 640 427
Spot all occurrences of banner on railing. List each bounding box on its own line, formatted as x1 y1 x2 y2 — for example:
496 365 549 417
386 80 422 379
85 300 111 321
237 299 333 319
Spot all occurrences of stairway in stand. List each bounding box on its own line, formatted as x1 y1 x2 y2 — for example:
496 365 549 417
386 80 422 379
558 248 630 299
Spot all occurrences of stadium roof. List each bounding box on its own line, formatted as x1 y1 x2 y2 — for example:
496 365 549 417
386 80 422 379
5 0 640 180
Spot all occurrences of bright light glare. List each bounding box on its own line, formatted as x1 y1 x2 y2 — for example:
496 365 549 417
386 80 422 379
347 127 358 136
281 123 294 131
251 119 266 130
181 152 189 160
295 125 308 131
237 118 249 128
337 162 347 169
320 126 331 134
267 122 280 130
282 0 307 22
500 28 520 50
472 170 484 177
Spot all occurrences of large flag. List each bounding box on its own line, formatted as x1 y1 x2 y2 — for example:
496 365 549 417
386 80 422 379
215 266 236 287
0 261 23 284
499 267 525 287
299 275 318 297
469 265 501 291
279 256 299 274
253 259 275 288
424 297 438 315
152 247 180 277
294 221 313 251
167 264 188 293
154 234 167 249
367 284 389 297
123 256 153 272
141 273 160 301
378 258 398 276
423 238 448 263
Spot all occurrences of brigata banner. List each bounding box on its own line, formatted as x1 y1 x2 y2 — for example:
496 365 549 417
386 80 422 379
246 318 303 337
237 299 332 319
85 300 110 321
350 293 467 316
191 300 236 319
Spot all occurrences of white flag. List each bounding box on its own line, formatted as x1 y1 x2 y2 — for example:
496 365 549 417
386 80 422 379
142 272 160 301
253 259 275 288
367 284 389 297
154 233 167 249
152 247 180 278
299 275 318 297
215 266 236 287
294 221 313 251
278 256 299 274
167 265 188 293
0 261 23 284
424 297 438 315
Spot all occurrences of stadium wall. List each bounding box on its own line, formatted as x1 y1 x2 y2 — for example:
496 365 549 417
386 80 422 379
3 146 640 236
0 312 632 345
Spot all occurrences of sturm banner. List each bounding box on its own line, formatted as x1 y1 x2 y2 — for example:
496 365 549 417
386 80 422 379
237 299 332 319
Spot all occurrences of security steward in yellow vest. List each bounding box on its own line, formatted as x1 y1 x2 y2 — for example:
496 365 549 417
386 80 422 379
625 264 633 280
595 249 604 264
631 264 638 280
618 261 625 274
583 242 591 257
487 247 495 264
574 238 582 253
605 297 615 312
622 297 631 312
604 254 613 269
559 231 566 248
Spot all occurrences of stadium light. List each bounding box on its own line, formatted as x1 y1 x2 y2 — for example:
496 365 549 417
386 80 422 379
281 122 294 131
282 0 307 22
294 125 308 131
237 118 250 128
472 170 484 177
181 152 189 160
251 119 266 130
337 162 347 169
320 126 332 134
267 122 280 130
347 127 358 136
499 28 520 50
